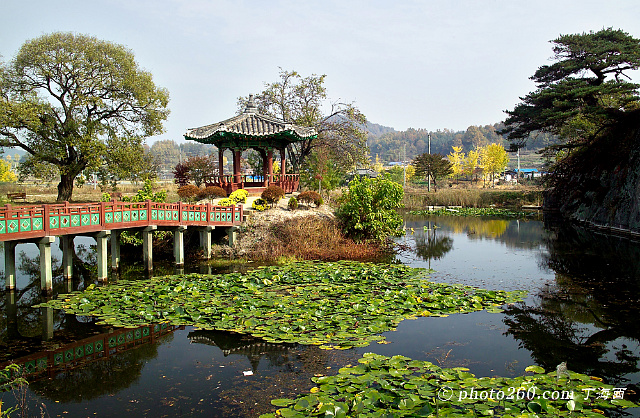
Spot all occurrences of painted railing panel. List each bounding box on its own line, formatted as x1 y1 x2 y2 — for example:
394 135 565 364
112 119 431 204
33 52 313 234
0 201 242 242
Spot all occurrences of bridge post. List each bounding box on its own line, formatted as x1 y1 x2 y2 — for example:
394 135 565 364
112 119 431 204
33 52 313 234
227 226 240 246
143 226 157 273
174 226 187 267
4 241 16 290
60 235 74 280
41 306 54 341
5 290 18 340
111 230 121 272
96 231 110 282
199 226 214 259
38 236 55 295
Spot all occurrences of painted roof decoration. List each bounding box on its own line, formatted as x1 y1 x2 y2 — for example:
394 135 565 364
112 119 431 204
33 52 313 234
184 95 317 145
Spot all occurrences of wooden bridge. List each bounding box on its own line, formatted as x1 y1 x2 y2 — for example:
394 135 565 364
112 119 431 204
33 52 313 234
0 200 243 294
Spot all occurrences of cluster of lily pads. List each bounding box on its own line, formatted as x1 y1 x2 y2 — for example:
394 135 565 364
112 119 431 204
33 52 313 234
261 353 638 418
37 261 526 349
409 207 538 219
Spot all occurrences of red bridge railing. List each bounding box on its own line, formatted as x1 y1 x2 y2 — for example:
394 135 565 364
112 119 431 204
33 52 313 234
0 201 243 242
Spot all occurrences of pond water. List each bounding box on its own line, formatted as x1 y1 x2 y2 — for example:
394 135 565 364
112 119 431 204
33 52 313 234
0 215 639 417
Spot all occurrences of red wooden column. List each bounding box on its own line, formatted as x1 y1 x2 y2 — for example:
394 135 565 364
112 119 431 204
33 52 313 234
266 149 274 186
280 148 286 176
218 147 224 178
233 149 242 184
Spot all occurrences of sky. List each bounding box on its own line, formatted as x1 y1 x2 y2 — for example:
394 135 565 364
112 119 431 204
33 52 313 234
2 0 640 144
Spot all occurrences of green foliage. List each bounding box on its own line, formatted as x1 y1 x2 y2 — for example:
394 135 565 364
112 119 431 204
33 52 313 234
229 189 248 204
300 151 347 192
177 184 200 202
36 261 527 349
197 186 227 200
0 32 170 202
297 191 323 207
412 153 453 191
409 207 538 219
0 364 27 393
252 197 268 211
261 185 285 206
124 179 167 203
336 176 404 241
502 28 640 150
261 353 638 418
288 196 298 210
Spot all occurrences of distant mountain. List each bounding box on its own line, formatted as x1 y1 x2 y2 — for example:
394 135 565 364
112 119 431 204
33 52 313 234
365 122 395 137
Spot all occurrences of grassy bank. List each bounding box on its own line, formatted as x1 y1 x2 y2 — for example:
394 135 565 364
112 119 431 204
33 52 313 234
403 187 543 210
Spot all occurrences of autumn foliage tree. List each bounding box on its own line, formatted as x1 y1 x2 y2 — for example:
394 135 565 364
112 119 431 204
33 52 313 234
0 32 169 201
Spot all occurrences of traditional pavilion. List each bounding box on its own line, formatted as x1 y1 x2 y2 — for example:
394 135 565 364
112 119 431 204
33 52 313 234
183 95 317 194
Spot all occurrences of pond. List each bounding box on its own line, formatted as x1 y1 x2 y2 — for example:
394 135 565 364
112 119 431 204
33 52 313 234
0 214 639 417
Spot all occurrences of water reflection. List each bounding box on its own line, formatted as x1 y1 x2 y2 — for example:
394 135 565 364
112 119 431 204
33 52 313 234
503 219 640 392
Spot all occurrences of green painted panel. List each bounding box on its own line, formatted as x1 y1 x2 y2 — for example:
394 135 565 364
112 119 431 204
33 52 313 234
123 211 130 222
70 214 80 227
182 211 188 221
142 327 150 337
91 213 100 225
32 217 43 231
188 211 194 221
8 219 19 233
194 211 200 221
20 218 31 232
173 211 179 220
75 346 84 358
24 360 36 374
105 212 113 223
151 209 158 220
54 352 63 366
114 212 122 223
131 210 138 221
215 213 221 222
235 212 240 221
60 215 70 228
134 328 142 339
0 220 5 233
126 331 134 342
37 357 47 371
64 349 74 363
117 333 125 345
85 342 94 355
49 216 59 229
139 210 147 220
81 214 90 226
108 336 117 348
95 339 104 352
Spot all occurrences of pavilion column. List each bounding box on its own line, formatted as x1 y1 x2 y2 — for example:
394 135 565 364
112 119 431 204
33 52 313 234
218 147 224 179
233 149 242 184
280 148 286 176
4 241 16 290
260 149 268 186
267 149 274 185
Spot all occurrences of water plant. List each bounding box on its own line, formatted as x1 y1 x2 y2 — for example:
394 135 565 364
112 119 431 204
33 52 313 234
36 261 526 350
261 352 638 417
409 207 538 219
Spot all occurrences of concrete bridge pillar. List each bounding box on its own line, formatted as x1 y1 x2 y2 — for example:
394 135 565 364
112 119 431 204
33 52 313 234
38 236 55 295
60 235 74 280
227 226 240 246
143 226 157 273
174 226 187 267
199 226 214 259
41 306 54 341
111 231 121 272
96 231 110 282
4 241 16 290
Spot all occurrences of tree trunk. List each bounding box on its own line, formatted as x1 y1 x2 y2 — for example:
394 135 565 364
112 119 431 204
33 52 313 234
57 172 75 202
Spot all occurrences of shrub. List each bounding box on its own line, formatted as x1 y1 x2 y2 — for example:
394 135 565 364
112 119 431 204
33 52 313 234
298 191 323 207
229 189 249 203
336 176 404 242
177 184 200 201
261 185 285 206
198 186 227 200
218 197 235 206
288 196 298 211
252 198 268 211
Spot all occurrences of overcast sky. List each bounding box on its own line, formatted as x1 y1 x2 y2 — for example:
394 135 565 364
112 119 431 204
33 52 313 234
2 0 639 144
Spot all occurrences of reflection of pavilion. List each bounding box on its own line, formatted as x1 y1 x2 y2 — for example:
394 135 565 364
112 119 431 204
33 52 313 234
188 329 293 372
184 95 317 194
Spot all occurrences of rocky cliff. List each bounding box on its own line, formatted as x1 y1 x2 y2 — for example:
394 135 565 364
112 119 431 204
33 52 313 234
544 120 640 233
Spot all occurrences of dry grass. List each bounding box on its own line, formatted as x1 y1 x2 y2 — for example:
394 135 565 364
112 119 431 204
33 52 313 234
244 216 389 262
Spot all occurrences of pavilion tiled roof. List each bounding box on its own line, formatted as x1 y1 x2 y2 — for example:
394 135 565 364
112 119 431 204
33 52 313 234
184 95 317 142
